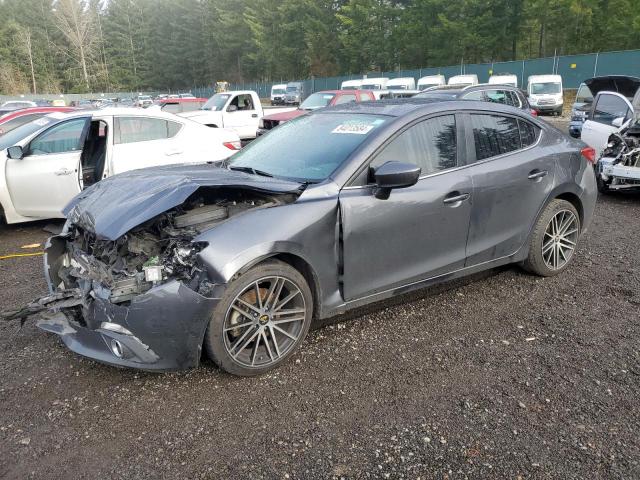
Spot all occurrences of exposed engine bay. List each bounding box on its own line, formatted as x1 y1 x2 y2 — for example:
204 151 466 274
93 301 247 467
598 123 640 190
49 188 292 305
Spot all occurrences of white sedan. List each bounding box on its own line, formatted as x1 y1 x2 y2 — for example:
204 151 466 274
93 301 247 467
0 108 241 224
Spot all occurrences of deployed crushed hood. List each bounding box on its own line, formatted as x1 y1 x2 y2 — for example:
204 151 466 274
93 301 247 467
64 164 302 241
585 76 640 98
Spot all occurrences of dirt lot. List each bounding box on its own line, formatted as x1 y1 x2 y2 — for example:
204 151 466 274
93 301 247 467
1 116 639 479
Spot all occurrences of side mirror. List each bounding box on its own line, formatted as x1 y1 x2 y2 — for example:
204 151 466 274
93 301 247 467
611 117 625 128
227 104 238 112
7 145 23 160
373 161 421 200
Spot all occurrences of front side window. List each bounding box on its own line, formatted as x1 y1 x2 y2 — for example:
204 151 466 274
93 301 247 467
371 115 457 176
29 118 87 155
471 114 521 161
592 94 631 125
463 91 485 101
575 84 594 104
114 117 181 144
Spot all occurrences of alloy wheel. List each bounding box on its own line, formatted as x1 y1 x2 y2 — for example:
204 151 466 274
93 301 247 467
542 209 578 271
223 276 307 368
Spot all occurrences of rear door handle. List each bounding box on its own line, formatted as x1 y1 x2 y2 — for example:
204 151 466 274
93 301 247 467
528 169 548 180
54 168 73 176
443 192 470 205
251 114 258 118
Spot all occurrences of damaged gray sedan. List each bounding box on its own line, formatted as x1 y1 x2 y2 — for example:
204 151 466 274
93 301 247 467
6 100 597 375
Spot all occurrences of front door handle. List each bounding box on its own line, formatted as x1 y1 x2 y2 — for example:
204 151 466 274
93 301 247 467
443 192 470 205
54 168 73 176
528 169 548 180
251 114 258 118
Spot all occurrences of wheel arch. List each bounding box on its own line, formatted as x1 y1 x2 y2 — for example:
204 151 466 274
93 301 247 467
554 191 584 228
230 251 322 320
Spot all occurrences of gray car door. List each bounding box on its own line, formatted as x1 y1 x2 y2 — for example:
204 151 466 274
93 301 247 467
463 113 556 266
339 114 472 301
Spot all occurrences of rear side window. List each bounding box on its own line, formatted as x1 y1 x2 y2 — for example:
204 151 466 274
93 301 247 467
592 94 631 125
518 120 540 147
471 114 520 160
334 94 357 105
371 115 457 175
114 117 182 144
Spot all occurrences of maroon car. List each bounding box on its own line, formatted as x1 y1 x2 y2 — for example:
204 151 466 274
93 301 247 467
258 90 375 134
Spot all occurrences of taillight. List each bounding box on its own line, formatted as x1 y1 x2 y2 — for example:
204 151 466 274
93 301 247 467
530 109 538 116
581 146 596 164
223 141 241 151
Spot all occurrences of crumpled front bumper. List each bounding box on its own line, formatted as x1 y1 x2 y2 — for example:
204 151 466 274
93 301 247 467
37 281 219 371
39 234 221 371
37 281 218 371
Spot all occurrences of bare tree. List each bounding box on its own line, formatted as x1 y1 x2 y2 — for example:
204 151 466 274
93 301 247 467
52 0 95 90
15 27 38 94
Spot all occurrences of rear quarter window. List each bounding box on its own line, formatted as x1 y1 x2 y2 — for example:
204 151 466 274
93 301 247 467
470 114 521 160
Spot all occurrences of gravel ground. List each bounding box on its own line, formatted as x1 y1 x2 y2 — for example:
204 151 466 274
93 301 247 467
1 117 639 479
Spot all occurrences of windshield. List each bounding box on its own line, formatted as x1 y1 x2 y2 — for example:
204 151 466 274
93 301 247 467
361 84 382 90
201 94 230 111
139 95 151 100
2 102 30 108
342 85 359 90
272 88 286 95
0 116 53 150
228 113 387 182
388 85 408 90
575 84 593 103
286 86 300 93
300 93 336 110
531 82 561 95
418 83 439 90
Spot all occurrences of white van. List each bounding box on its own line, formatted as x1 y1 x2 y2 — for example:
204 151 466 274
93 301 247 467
528 74 563 115
360 77 389 90
270 84 287 105
387 77 416 90
489 74 518 87
341 79 363 90
417 75 446 91
448 74 479 87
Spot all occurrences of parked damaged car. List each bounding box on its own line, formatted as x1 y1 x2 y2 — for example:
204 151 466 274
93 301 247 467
4 100 597 376
596 120 640 193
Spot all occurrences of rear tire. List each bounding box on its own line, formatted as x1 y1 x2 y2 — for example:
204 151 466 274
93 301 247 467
524 199 581 277
204 260 313 376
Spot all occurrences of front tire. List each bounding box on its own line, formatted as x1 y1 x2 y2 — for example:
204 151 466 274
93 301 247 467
204 260 313 376
524 199 581 276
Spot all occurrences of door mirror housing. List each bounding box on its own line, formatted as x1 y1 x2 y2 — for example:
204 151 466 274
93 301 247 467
373 161 421 199
611 117 625 128
227 104 238 112
6 145 23 160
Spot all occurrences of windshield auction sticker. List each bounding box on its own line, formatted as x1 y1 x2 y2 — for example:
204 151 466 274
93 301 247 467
332 121 375 135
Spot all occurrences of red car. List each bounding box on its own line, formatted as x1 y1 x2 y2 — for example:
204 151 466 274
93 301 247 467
259 90 375 133
156 97 208 114
0 107 75 135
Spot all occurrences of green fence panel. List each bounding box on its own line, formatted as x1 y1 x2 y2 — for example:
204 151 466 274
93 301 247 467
594 50 640 78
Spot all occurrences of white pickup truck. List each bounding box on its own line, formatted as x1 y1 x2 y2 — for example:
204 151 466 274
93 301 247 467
178 90 296 140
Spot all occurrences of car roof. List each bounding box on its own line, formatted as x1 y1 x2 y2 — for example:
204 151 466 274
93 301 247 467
317 98 534 119
43 107 184 121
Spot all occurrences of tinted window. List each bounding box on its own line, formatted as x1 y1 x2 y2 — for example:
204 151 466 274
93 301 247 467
29 118 86 154
371 115 457 175
471 114 520 160
114 117 181 144
334 94 357 105
161 102 181 114
508 91 522 108
575 84 593 103
519 119 540 147
592 94 631 125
